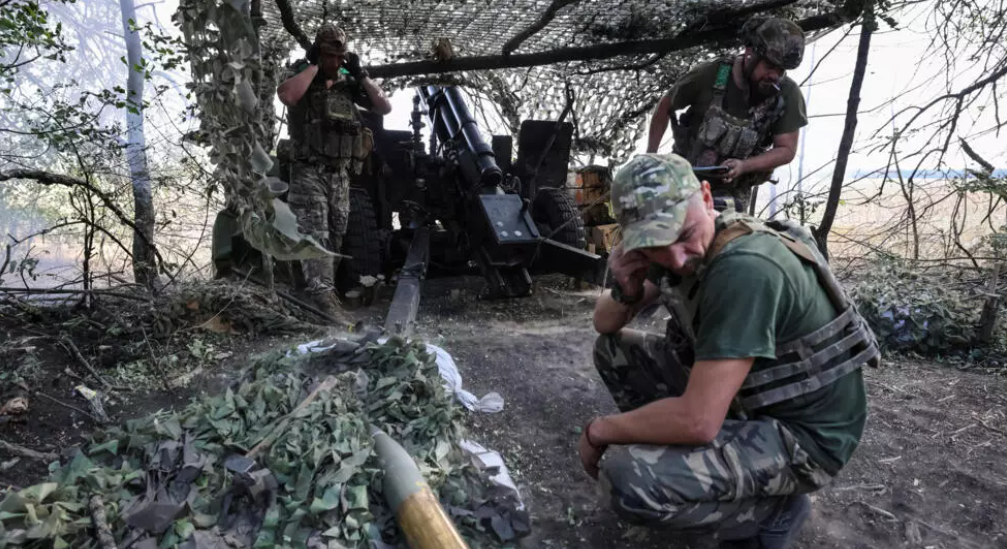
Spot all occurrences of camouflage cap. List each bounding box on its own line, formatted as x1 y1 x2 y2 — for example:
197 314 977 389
611 153 701 252
743 17 805 70
315 23 349 55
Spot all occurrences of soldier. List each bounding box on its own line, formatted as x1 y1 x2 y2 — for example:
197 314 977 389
277 23 392 315
580 154 879 548
647 17 807 213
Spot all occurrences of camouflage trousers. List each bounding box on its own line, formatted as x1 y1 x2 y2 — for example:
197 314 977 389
288 161 350 293
592 329 833 540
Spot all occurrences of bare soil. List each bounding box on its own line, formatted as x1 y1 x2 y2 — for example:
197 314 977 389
3 275 1007 549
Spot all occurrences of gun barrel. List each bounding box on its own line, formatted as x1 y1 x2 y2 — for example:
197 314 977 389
372 428 471 549
419 86 503 189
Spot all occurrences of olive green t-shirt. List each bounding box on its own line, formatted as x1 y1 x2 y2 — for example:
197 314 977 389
650 231 866 476
669 59 808 141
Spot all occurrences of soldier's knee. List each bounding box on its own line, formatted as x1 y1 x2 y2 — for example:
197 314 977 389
598 446 681 526
593 333 619 373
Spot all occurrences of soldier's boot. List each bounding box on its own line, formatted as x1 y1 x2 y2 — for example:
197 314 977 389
308 289 353 328
718 494 811 549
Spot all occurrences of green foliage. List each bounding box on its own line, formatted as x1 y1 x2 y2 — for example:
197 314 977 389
852 259 980 353
0 0 74 93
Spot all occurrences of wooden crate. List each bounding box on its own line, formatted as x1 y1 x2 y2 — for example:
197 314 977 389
570 166 614 225
591 223 621 254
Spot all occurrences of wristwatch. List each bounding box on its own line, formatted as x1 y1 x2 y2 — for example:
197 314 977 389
610 281 642 306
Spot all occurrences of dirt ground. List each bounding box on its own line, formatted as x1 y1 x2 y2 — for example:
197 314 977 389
3 275 1007 548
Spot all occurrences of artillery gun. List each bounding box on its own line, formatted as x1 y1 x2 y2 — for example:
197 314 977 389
213 85 608 334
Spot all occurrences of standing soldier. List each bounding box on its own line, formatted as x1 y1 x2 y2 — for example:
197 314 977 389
647 17 808 213
277 23 392 316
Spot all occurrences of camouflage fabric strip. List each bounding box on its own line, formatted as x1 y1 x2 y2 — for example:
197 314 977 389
597 418 832 539
593 330 690 412
287 161 351 293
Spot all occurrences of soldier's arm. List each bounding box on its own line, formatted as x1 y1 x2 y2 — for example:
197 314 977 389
359 77 392 115
592 280 662 334
589 357 755 446
723 130 799 182
277 64 318 107
749 130 799 171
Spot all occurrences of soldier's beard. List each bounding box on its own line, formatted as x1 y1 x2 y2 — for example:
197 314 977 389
674 255 703 275
756 79 780 97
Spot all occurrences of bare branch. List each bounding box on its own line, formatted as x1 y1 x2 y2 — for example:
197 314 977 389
273 0 311 51
889 63 1007 138
502 0 582 55
814 2 875 257
0 169 166 274
368 9 856 79
960 138 996 174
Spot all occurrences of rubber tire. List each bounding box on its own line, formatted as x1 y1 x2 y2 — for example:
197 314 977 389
532 187 588 249
336 188 382 294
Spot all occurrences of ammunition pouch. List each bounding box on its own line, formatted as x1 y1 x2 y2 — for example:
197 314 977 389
674 58 782 174
290 81 374 174
695 106 766 162
296 121 373 175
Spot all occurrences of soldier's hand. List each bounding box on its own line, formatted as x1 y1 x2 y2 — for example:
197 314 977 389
307 44 320 64
579 420 608 480
722 158 747 183
343 52 368 79
608 244 649 300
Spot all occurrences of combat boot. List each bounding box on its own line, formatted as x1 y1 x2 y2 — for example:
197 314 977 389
718 494 811 549
307 289 353 328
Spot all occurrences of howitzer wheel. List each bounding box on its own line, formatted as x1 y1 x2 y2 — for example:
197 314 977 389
337 188 383 295
532 187 587 249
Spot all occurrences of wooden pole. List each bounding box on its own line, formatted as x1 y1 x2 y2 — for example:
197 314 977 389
366 12 849 79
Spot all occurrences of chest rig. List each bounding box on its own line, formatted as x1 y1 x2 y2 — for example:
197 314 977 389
703 214 882 411
289 72 372 174
671 60 785 208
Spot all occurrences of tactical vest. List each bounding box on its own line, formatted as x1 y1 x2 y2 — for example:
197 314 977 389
701 214 882 411
670 59 785 205
287 71 373 174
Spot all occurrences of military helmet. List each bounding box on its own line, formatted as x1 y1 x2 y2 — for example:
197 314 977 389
315 23 349 55
742 17 805 70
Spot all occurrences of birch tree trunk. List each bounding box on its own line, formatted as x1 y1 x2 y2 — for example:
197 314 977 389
119 0 157 289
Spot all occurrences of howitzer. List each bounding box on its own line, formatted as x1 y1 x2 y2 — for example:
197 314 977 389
211 85 609 334
368 85 609 334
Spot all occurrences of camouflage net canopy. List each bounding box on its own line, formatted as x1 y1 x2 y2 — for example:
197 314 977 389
261 0 858 160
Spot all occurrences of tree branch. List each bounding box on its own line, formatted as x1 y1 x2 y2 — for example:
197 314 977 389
502 0 582 55
273 0 311 51
367 10 853 79
889 61 1007 137
960 138 996 174
814 1 875 257
0 169 166 274
0 439 58 462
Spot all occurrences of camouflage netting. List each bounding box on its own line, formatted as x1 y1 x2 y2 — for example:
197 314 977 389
260 0 859 160
172 0 857 261
0 336 528 548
